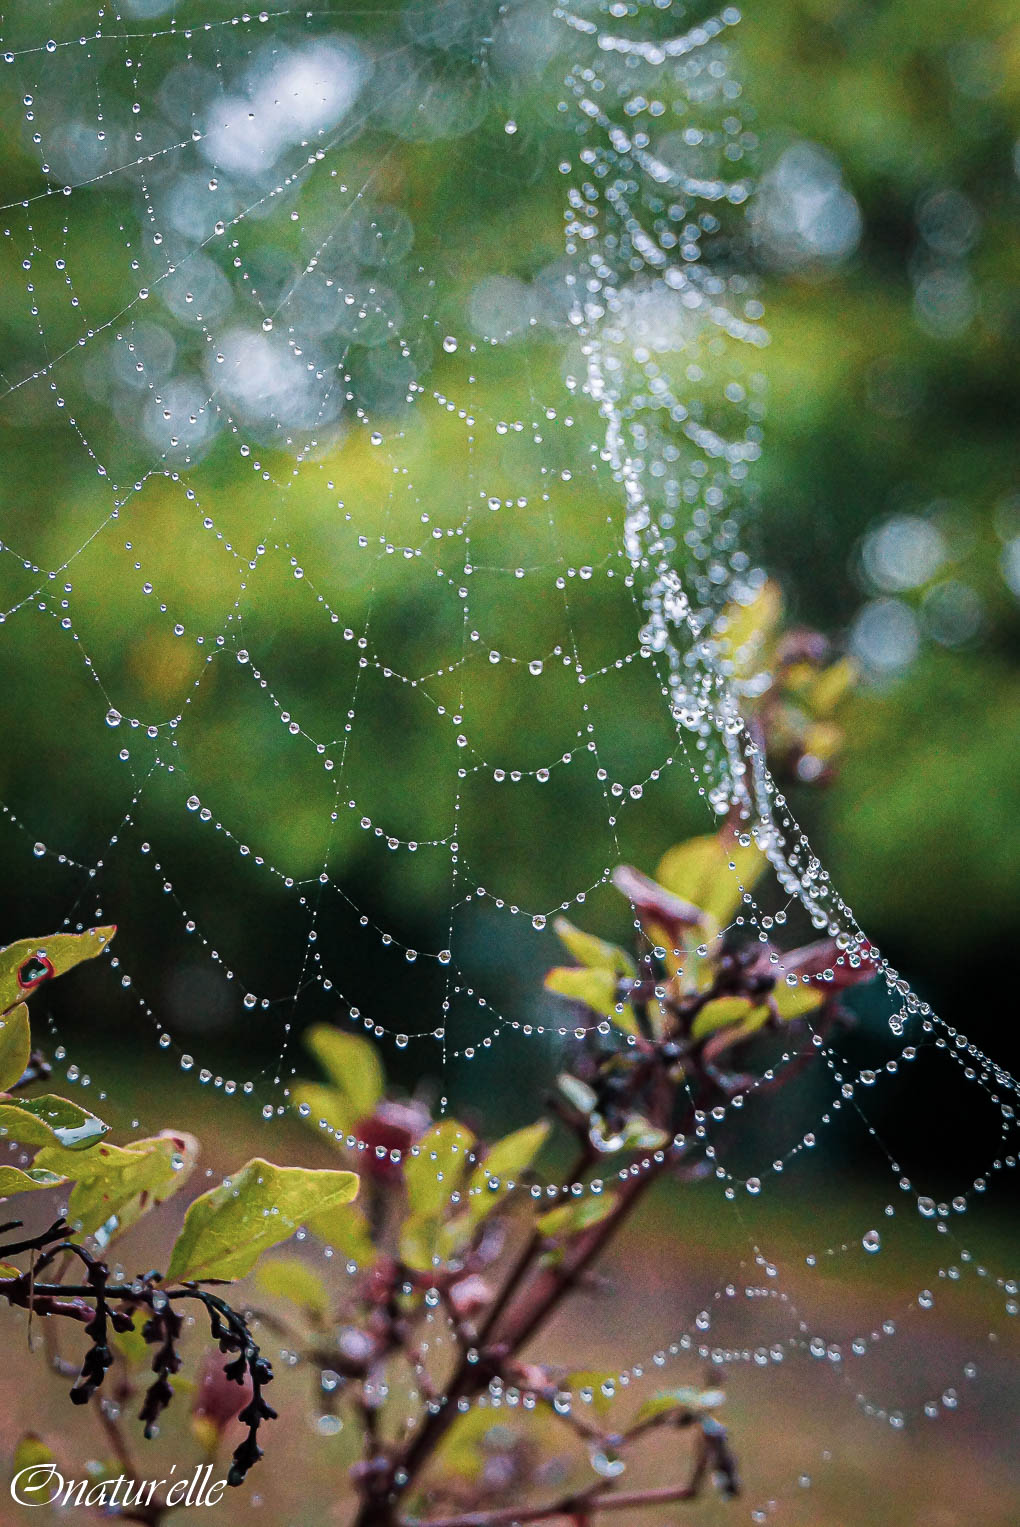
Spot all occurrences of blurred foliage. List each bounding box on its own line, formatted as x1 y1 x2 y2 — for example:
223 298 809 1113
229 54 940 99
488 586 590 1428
0 0 1016 1091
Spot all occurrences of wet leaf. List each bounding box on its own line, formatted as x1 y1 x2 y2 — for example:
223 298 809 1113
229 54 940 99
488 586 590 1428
537 1192 617 1240
771 981 825 1021
0 926 116 1017
0 1003 30 1092
636 1386 725 1424
0 1093 109 1150
0 1164 65 1197
553 918 634 977
292 1081 355 1144
405 1120 476 1220
719 582 782 673
611 865 705 943
167 1158 359 1283
303 1025 383 1121
304 1200 377 1269
35 1130 198 1242
464 1120 550 1227
544 967 637 1036
656 831 766 931
564 1370 618 1416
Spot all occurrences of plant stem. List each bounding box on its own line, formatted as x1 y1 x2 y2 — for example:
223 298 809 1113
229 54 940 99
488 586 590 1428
406 1479 707 1526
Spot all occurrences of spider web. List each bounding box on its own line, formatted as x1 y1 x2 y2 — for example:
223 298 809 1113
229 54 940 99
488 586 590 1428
0 1 1016 1519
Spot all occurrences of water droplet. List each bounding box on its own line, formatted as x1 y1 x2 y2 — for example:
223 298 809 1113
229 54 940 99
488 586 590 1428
862 1230 881 1254
746 1177 761 1195
105 707 122 728
918 1196 937 1218
32 841 45 858
186 795 201 812
442 336 458 353
237 649 250 664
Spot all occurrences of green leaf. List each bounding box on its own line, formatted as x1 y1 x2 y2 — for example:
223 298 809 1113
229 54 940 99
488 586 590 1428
0 926 116 1017
537 1192 617 1240
718 582 781 672
167 1158 359 1283
544 967 638 1036
690 996 758 1042
635 1386 725 1425
304 1201 377 1269
35 1131 198 1243
462 1121 550 1229
304 1025 383 1120
12 1434 55 1484
472 1120 549 1191
0 1094 109 1150
255 1256 331 1319
655 832 766 931
563 1371 618 1417
771 981 825 1021
405 1120 475 1220
0 1163 67 1198
292 1082 355 1143
0 1003 31 1092
553 918 634 977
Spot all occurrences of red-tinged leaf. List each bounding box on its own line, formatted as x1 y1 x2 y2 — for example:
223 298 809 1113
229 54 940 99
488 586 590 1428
611 865 705 942
772 938 877 992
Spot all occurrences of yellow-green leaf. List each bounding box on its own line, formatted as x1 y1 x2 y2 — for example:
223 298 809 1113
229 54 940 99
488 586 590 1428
563 1371 618 1417
464 1121 550 1228
553 918 634 977
635 1386 725 1424
809 656 856 716
690 996 757 1042
0 926 116 1017
304 1200 377 1269
544 967 638 1036
167 1158 359 1283
0 1003 31 1092
304 1025 383 1120
472 1120 549 1191
0 1094 109 1150
0 1164 65 1197
255 1256 331 1319
12 1434 55 1486
718 582 781 673
771 981 825 1022
537 1192 617 1240
35 1130 198 1243
292 1082 355 1144
405 1120 475 1220
656 831 766 931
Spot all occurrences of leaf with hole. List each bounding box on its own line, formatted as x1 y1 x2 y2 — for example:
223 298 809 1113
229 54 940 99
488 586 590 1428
0 926 116 1017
